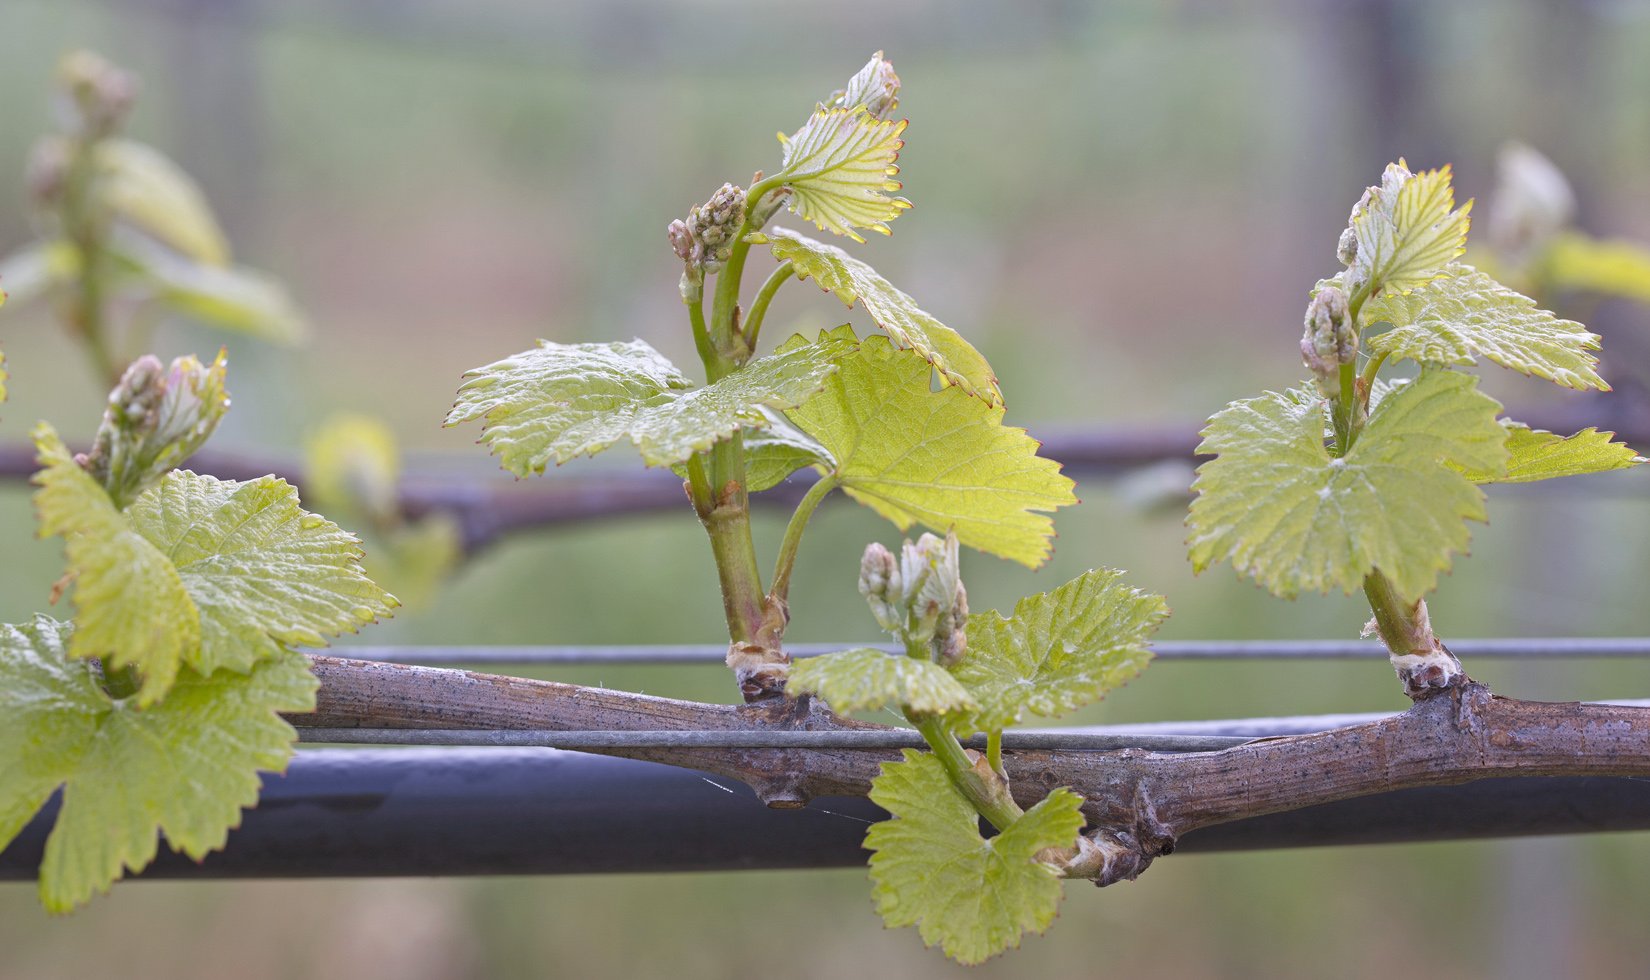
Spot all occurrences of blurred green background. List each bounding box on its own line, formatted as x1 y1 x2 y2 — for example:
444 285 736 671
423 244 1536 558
3 0 1650 976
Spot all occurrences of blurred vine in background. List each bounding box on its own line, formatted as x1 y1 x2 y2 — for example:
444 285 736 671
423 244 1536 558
306 414 461 609
0 51 304 385
1478 142 1650 395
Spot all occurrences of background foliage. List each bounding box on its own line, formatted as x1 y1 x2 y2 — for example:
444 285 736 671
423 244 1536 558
2 0 1650 976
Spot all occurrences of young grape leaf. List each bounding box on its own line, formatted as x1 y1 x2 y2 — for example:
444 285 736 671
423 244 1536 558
1364 265 1605 391
125 471 399 675
96 139 230 267
1543 232 1650 304
781 327 1074 568
787 647 976 717
446 335 854 474
947 569 1167 735
1349 163 1472 298
754 227 1000 405
1186 369 1507 602
830 51 899 117
33 424 199 706
0 618 316 913
776 108 910 242
109 232 306 345
1451 422 1644 484
866 751 1083 965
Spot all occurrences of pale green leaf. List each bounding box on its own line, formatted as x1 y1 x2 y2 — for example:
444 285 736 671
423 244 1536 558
1186 369 1507 602
755 227 1001 405
32 424 199 706
0 618 101 860
666 407 832 493
740 411 833 492
126 470 399 675
948 569 1167 735
1543 232 1650 304
776 108 910 242
787 648 976 718
782 328 1074 567
109 232 306 344
0 618 316 912
96 139 229 266
1350 163 1472 298
1453 422 1644 484
866 751 1083 965
1365 265 1605 391
0 239 79 307
447 335 854 474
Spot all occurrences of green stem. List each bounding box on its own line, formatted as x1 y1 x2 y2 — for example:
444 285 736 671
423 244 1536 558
687 286 718 371
914 715 1024 833
709 176 785 364
1332 361 1355 454
61 136 119 385
986 730 1005 778
741 260 793 352
1361 570 1431 658
768 474 837 605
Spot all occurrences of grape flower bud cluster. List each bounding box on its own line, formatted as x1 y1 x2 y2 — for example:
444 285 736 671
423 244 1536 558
859 531 969 667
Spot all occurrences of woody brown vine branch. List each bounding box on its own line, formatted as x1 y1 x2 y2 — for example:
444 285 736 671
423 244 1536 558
295 655 1650 879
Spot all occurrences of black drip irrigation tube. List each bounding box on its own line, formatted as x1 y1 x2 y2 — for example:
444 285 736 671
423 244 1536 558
5 713 1650 880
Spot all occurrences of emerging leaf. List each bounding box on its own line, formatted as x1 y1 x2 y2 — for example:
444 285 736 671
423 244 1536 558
1543 232 1650 305
1186 369 1507 602
1364 265 1606 391
1453 422 1644 484
0 617 315 912
829 51 900 119
782 328 1074 567
1348 163 1472 299
776 108 910 242
33 424 199 705
948 569 1167 735
125 470 399 675
447 335 854 474
755 227 1001 405
787 647 975 717
866 751 1083 965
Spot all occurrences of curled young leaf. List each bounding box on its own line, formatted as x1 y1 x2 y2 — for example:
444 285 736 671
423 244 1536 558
755 227 1000 405
1346 162 1472 299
